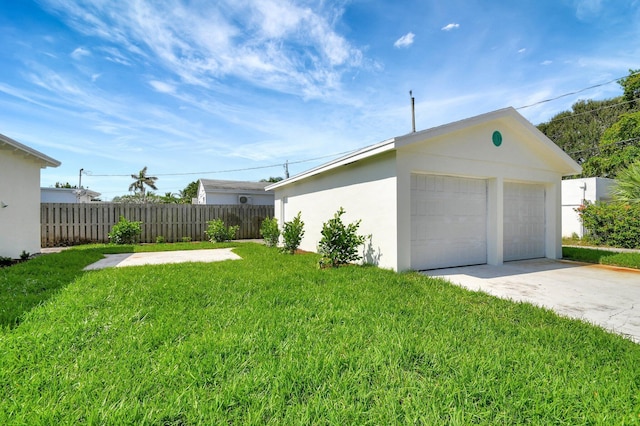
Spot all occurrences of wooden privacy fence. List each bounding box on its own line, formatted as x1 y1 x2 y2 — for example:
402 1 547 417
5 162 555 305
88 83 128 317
41 203 274 247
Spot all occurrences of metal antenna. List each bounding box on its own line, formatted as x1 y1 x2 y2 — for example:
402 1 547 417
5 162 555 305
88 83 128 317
410 90 416 132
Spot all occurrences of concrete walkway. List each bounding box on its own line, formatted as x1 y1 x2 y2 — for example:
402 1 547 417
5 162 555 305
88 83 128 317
425 259 640 343
83 248 241 270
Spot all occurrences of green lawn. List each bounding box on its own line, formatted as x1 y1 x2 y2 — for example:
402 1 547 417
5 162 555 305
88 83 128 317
1 243 639 424
563 246 640 269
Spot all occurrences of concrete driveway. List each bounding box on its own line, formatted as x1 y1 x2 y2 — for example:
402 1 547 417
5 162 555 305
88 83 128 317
424 259 640 343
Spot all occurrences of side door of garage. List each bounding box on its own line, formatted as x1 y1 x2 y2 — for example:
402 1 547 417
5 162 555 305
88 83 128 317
503 182 546 261
411 174 487 270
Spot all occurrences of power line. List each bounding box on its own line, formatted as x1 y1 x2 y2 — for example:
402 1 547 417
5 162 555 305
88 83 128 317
88 149 355 178
516 71 639 111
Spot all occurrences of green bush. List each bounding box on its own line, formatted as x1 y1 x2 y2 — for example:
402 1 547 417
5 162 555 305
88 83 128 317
260 217 280 247
205 219 239 243
318 207 367 268
108 216 142 244
281 212 304 254
579 201 640 248
156 236 166 244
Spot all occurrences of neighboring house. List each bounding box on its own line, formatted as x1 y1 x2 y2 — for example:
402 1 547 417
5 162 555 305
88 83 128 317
267 107 581 272
561 177 615 238
0 133 60 258
41 187 101 203
196 179 274 205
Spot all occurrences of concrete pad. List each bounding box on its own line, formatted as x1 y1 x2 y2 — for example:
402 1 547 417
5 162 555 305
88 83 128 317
84 248 241 270
424 259 640 343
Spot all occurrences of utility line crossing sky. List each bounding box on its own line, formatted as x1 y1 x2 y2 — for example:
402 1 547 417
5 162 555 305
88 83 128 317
1 0 638 199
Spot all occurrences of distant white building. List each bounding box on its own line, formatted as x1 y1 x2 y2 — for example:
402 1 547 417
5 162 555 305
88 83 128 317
196 179 274 206
41 187 101 203
561 177 615 238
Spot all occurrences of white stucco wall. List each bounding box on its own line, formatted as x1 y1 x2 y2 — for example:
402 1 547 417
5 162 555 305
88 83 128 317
273 152 398 270
561 177 615 237
201 192 274 206
41 188 98 203
196 181 274 205
0 151 43 258
271 111 576 272
395 120 565 270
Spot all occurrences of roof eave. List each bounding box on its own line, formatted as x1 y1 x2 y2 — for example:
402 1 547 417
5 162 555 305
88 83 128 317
0 133 61 168
266 139 396 191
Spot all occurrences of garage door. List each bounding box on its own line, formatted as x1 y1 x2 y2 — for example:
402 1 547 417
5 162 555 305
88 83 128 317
503 182 545 261
411 174 487 270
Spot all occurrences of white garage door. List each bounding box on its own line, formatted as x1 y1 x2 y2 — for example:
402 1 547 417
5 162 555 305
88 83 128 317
503 182 545 261
411 174 487 270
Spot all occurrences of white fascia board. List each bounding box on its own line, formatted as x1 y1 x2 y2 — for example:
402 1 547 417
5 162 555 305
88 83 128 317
265 138 396 190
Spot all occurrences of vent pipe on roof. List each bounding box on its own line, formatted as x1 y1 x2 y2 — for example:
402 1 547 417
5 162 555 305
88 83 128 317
410 90 416 133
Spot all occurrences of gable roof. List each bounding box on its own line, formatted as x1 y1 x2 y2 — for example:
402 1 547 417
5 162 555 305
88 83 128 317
0 132 61 168
266 107 581 190
200 179 272 193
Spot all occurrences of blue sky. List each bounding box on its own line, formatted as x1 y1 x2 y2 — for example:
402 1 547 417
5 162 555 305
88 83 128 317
1 0 639 200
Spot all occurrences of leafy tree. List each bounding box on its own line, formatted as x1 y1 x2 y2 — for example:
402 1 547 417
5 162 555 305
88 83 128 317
113 192 161 204
619 69 640 109
260 176 284 183
612 161 640 204
54 182 78 189
581 111 640 177
129 166 158 201
537 98 629 166
179 181 199 203
160 192 180 204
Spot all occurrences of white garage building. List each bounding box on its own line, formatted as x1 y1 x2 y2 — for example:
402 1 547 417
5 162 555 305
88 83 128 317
267 107 581 271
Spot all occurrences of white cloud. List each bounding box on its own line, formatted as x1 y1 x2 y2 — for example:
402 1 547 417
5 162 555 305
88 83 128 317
41 0 364 101
71 47 90 59
394 32 415 48
541 60 553 66
518 48 527 54
149 80 176 94
441 23 460 31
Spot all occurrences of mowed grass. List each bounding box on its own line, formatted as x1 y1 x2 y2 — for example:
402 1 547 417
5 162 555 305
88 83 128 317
1 244 639 424
563 246 640 269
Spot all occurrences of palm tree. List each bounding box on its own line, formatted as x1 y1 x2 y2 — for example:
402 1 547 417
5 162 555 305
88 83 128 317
129 166 158 201
612 160 640 204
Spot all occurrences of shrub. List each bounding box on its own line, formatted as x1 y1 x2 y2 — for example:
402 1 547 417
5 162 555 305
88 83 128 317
281 212 304 254
108 216 142 244
260 217 280 247
205 219 239 243
579 201 640 248
318 207 367 268
181 236 192 243
156 236 166 244
0 256 12 267
20 251 30 260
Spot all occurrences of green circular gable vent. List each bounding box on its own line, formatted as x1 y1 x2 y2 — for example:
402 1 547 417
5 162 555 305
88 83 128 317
492 130 502 147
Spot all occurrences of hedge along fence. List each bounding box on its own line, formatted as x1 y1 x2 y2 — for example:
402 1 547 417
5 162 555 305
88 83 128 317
41 203 274 247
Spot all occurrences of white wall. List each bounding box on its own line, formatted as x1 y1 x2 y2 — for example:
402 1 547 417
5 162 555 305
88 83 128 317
396 120 565 270
0 151 43 258
274 152 398 270
561 177 615 237
41 188 97 203
202 192 274 206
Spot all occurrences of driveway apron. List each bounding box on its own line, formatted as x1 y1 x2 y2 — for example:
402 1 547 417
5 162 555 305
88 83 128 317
424 259 640 343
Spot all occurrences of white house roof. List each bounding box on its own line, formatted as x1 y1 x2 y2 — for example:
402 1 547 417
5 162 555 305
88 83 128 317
41 187 102 198
266 107 581 190
200 179 272 193
0 132 61 168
